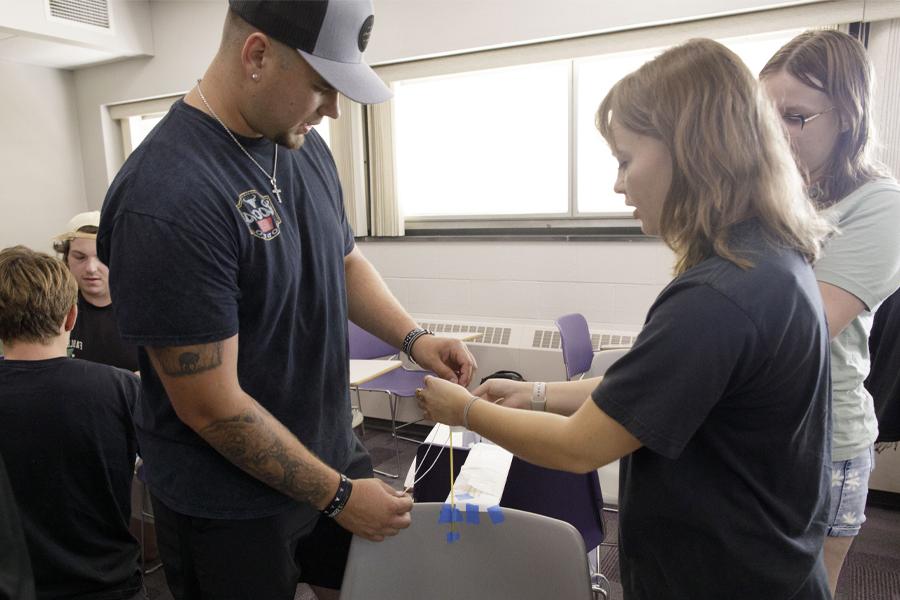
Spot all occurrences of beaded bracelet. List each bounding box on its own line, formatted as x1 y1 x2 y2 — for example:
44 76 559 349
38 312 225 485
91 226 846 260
321 473 353 518
402 327 434 362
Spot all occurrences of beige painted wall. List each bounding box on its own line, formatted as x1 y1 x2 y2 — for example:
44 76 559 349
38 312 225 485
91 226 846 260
0 60 87 251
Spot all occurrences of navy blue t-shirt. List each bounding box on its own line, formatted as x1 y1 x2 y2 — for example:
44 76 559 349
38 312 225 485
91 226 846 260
0 358 141 599
592 222 832 599
98 100 356 519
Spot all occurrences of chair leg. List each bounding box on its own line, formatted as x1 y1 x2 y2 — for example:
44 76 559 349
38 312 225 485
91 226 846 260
588 547 610 600
390 393 402 477
591 577 611 600
393 418 428 444
373 394 401 479
356 388 366 437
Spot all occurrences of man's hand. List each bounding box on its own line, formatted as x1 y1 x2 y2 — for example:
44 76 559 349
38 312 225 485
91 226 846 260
334 479 413 542
411 336 477 386
472 378 532 410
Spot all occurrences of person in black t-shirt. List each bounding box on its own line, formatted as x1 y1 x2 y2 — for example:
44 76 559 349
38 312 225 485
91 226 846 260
98 2 476 599
0 451 35 600
52 211 139 372
0 246 142 600
419 39 834 599
868 287 900 444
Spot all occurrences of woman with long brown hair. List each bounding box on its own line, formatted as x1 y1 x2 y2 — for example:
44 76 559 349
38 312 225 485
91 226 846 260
418 38 833 598
761 30 900 593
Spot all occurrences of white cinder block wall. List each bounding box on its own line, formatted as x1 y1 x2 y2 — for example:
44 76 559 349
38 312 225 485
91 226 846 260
353 238 674 417
360 239 673 326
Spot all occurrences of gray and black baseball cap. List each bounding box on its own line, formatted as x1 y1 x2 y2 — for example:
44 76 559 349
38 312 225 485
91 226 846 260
228 0 391 105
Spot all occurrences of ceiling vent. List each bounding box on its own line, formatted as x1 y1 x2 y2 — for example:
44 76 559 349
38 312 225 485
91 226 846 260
47 0 110 29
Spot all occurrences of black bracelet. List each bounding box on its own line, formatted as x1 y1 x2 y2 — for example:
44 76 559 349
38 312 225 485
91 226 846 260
321 474 353 518
402 327 433 362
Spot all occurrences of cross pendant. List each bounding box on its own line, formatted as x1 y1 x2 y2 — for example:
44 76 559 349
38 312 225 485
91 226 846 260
271 178 283 204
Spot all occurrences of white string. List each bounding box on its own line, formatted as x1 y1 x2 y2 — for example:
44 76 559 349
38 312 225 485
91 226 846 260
404 399 501 494
403 426 453 493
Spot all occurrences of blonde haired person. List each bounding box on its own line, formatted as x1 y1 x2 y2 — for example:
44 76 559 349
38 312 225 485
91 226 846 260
52 211 139 372
0 246 142 599
761 30 900 593
419 39 833 599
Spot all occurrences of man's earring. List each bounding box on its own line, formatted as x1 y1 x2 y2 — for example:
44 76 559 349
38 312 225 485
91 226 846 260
251 73 260 81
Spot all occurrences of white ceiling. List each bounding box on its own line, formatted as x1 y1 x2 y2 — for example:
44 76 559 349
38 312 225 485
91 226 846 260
0 31 123 69
0 0 153 71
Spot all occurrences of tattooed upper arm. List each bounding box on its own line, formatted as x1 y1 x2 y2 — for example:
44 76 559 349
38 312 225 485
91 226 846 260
149 341 224 378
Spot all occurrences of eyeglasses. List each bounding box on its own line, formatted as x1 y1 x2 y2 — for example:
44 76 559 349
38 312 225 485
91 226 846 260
781 107 835 131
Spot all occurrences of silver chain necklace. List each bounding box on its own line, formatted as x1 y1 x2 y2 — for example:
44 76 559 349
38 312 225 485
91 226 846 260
196 79 283 203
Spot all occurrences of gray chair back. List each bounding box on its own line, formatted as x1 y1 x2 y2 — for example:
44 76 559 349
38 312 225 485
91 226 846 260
588 347 630 378
340 502 594 599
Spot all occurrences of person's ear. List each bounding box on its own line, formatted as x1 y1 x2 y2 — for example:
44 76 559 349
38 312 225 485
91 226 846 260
242 32 270 80
838 110 851 133
63 304 78 333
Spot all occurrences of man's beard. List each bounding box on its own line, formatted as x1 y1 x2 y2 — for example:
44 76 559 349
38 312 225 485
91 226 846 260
274 129 307 151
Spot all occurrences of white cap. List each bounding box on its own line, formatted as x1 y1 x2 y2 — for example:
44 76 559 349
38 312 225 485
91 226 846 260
54 211 100 241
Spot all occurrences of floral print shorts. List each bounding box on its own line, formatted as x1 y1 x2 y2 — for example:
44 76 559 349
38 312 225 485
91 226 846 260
827 446 875 537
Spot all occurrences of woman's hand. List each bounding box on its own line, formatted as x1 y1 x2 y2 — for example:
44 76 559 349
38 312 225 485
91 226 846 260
416 376 474 426
472 378 533 410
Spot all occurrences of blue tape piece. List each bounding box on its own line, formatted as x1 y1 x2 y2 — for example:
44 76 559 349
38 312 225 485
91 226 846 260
446 531 461 543
438 504 453 524
487 505 505 524
438 504 464 523
466 504 480 524
456 492 474 501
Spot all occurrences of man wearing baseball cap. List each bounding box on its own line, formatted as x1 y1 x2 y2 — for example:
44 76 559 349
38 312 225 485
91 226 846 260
98 2 477 598
52 211 139 372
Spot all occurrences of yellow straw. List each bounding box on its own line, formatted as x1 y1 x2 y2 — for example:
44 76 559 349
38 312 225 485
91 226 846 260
448 426 455 534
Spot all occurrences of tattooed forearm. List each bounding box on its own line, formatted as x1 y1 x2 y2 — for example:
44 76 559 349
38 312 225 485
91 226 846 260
152 342 223 377
199 408 333 507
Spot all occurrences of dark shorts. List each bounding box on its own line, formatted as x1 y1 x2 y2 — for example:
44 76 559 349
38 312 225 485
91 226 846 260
151 436 373 600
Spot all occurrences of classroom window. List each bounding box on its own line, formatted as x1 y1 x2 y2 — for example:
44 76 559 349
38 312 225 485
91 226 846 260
394 61 570 218
380 27 807 229
113 97 332 162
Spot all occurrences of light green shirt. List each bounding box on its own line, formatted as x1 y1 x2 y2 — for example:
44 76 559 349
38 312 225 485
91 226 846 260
816 178 900 461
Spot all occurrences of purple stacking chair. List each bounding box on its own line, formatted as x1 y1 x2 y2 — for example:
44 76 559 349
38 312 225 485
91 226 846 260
555 313 596 380
348 322 433 478
554 313 622 596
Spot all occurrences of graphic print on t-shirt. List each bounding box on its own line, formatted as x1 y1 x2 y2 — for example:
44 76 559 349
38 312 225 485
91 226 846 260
235 190 282 241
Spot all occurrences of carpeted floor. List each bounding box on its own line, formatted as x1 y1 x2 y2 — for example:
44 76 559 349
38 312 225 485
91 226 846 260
143 424 900 599
835 504 900 600
591 500 900 600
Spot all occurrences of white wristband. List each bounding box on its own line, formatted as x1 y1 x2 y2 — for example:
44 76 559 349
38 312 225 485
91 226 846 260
531 382 547 412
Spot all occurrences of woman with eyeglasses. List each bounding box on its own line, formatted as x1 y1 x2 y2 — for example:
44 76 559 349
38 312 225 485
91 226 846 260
760 30 900 594
418 38 835 599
